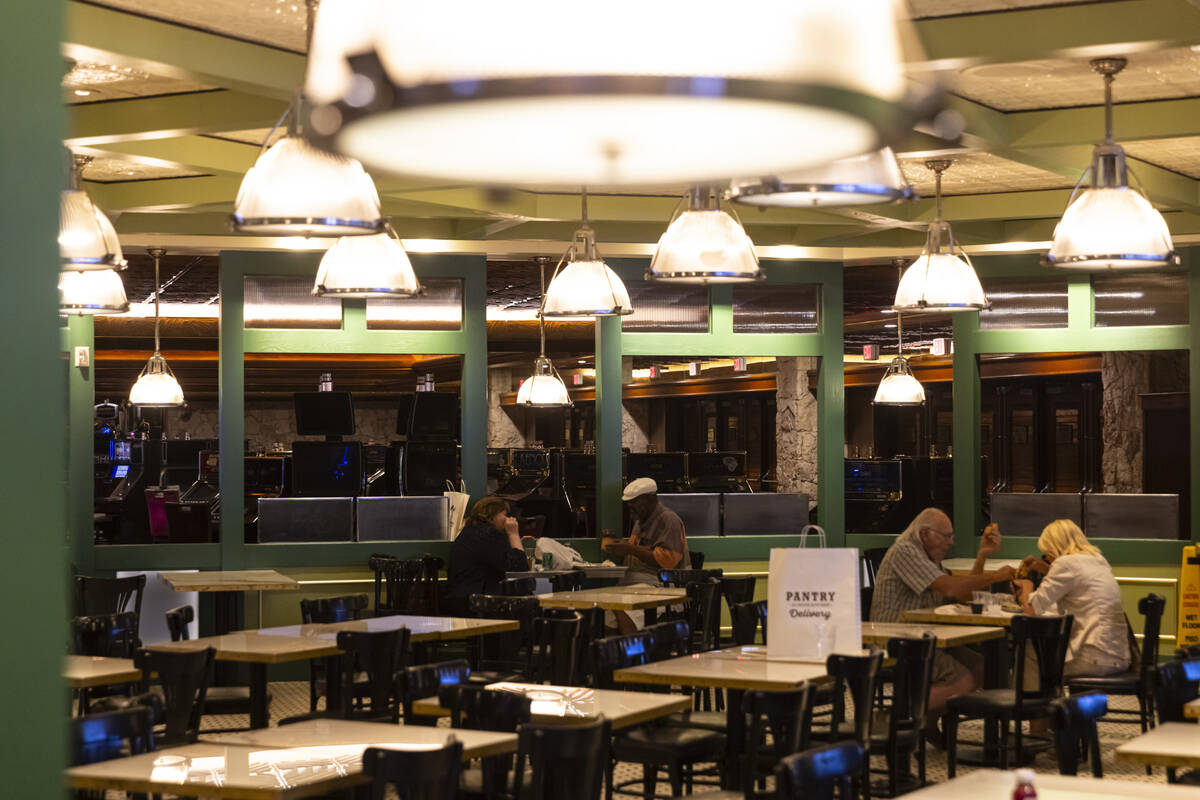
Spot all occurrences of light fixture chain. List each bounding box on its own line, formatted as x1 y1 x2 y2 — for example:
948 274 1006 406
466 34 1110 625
1104 71 1114 143
148 247 167 353
536 257 548 357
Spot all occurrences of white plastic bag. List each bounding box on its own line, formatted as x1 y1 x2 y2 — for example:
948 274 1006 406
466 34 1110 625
443 480 470 541
799 524 826 548
534 537 585 570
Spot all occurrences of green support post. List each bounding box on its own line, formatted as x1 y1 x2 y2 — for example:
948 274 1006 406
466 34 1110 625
67 315 96 572
951 310 983 555
460 258 488 501
817 268 846 545
218 251 247 567
595 315 624 535
0 0 66 789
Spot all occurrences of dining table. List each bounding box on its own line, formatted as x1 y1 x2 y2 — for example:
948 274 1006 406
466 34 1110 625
411 681 691 729
68 719 517 800
898 768 1200 799
160 570 300 636
1185 698 1200 719
150 614 519 729
64 654 142 689
537 585 687 625
1115 722 1200 771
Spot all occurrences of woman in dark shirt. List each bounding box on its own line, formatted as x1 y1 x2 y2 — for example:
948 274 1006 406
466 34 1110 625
445 496 528 614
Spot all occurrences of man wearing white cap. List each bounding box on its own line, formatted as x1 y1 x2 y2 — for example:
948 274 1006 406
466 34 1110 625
602 477 689 633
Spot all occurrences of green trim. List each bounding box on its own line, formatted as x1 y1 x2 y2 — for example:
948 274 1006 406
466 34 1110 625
95 544 223 571
595 316 624 535
67 316 96 573
817 264 846 544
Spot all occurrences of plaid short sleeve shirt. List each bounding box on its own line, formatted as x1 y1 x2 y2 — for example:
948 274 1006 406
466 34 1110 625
869 530 949 623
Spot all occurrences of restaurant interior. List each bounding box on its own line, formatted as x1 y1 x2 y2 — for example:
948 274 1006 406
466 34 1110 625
7 0 1200 797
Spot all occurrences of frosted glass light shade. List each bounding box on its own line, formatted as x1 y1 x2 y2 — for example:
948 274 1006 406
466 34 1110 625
58 269 129 315
313 233 421 297
516 357 572 407
872 356 925 405
232 136 384 236
730 147 912 207
304 0 917 187
893 252 987 312
1044 187 1177 270
60 190 126 270
543 259 633 318
648 209 761 283
129 352 185 407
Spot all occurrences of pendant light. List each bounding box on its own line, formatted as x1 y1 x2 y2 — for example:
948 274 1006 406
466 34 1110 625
874 266 925 405
58 268 129 316
542 188 633 318
301 0 934 188
1043 58 1178 270
129 248 185 407
647 185 761 283
893 160 987 313
60 153 127 270
518 258 572 407
313 224 422 297
729 147 913 208
231 0 384 237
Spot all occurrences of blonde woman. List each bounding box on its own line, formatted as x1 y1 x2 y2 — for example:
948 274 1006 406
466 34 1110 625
1012 519 1130 679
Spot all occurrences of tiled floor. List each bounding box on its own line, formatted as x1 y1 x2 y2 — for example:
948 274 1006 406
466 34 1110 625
188 681 1176 796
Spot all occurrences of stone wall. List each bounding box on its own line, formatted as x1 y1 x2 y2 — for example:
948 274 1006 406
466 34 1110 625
776 356 819 506
622 399 651 452
1100 350 1188 493
487 367 526 448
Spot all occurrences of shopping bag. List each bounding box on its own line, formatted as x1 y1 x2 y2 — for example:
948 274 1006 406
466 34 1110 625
443 481 470 540
534 537 585 570
767 546 861 661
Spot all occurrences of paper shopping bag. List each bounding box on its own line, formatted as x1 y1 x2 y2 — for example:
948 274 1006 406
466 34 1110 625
443 481 470 540
767 546 861 660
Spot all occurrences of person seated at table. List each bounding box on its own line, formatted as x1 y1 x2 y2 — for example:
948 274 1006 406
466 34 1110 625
602 477 689 634
1011 519 1130 680
870 507 1017 730
444 496 528 616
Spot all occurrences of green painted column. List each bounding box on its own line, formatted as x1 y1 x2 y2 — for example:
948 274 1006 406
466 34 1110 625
67 315 96 572
951 311 983 555
0 0 66 789
460 254 488 501
218 251 246 567
595 316 624 535
1189 249 1200 542
817 267 846 544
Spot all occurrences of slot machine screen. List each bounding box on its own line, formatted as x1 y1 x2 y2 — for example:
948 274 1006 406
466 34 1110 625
293 392 356 436
291 441 363 497
112 441 131 461
410 393 458 440
111 465 129 479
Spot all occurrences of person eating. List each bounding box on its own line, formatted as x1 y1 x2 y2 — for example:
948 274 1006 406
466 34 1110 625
444 496 528 616
870 507 1016 738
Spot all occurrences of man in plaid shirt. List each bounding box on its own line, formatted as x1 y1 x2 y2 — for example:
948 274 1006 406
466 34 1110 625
870 508 1017 731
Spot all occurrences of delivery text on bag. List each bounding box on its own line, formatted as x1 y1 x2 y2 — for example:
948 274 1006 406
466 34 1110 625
784 590 837 619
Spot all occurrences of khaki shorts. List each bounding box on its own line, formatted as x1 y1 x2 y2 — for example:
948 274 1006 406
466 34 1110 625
933 646 984 686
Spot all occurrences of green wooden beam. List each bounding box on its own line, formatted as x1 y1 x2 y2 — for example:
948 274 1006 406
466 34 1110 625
595 316 624 536
1006 97 1200 149
81 135 261 176
817 262 846 542
65 1 304 99
1 0 67 789
68 91 288 146
88 175 244 212
914 0 1200 66
67 316 96 573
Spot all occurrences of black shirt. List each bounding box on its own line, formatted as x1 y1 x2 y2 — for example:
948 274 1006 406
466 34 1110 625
446 522 528 601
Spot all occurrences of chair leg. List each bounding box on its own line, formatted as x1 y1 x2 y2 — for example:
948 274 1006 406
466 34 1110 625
998 716 1011 771
917 737 927 787
667 761 683 798
886 741 898 798
1013 714 1022 769
642 763 657 800
946 713 959 779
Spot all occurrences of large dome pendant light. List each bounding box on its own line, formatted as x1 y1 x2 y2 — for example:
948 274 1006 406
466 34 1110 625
542 188 633 318
1043 58 1178 271
129 248 185 407
231 0 384 238
313 223 422 297
648 185 762 283
59 152 129 315
518 258 573 407
300 1 937 188
875 266 925 406
729 147 914 208
893 160 987 313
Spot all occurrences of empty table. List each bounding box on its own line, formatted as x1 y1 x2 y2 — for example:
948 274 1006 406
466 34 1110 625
69 720 517 800
160 569 300 636
538 586 686 624
1115 722 1200 771
899 768 1200 799
412 682 691 729
151 614 519 728
64 655 141 689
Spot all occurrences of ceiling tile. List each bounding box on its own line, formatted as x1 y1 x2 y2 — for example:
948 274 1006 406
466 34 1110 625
899 152 1072 195
92 0 306 51
63 60 212 103
955 47 1200 110
1123 136 1200 179
83 156 207 183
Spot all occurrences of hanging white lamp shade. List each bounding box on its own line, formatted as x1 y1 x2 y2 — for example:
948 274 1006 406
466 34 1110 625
730 147 913 208
60 189 127 270
1042 58 1178 271
302 0 927 187
232 136 384 236
872 356 925 405
314 231 422 297
542 227 633 318
58 269 129 315
517 357 572 407
648 189 761 283
129 353 185 407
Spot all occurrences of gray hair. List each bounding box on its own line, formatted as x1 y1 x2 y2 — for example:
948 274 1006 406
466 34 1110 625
902 507 950 539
